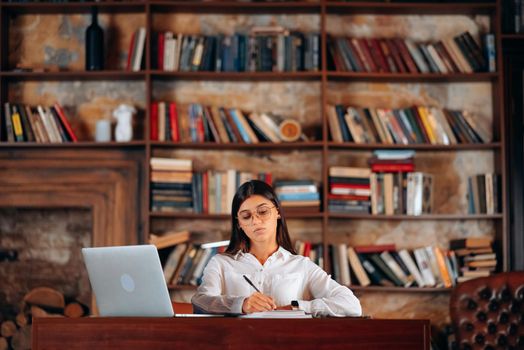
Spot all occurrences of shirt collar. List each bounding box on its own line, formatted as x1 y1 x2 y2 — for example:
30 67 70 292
234 246 291 261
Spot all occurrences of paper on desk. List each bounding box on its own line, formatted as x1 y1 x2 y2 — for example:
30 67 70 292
240 310 312 319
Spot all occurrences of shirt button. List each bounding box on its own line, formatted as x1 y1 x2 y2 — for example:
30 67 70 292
259 269 263 272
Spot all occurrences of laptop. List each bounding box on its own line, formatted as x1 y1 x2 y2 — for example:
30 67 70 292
82 245 174 317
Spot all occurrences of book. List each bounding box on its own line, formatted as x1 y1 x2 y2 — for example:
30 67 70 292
240 310 312 319
449 237 492 249
149 230 190 249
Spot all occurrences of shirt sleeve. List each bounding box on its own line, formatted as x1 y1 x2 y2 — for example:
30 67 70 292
298 259 362 317
190 256 245 314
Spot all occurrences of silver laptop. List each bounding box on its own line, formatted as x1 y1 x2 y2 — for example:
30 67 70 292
82 245 174 317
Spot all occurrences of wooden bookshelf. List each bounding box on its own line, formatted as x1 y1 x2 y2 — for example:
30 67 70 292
0 0 509 303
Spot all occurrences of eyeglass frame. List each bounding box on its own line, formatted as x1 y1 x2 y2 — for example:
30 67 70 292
236 204 277 226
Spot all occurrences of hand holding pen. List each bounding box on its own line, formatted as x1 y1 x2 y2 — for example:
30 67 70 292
241 275 276 314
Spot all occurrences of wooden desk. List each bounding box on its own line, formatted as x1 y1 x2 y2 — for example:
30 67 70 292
32 317 430 350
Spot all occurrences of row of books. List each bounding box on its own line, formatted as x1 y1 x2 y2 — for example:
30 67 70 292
329 239 494 288
2 102 77 143
151 30 321 72
294 240 323 268
126 27 146 72
152 231 230 286
327 31 496 74
151 101 305 143
327 104 491 145
274 180 320 211
467 173 501 214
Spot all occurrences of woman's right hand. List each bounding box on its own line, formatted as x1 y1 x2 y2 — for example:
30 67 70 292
242 292 277 314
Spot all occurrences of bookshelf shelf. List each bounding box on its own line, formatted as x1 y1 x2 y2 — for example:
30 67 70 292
0 2 145 14
350 286 452 293
0 71 146 81
501 34 524 40
0 141 146 148
328 214 503 220
150 141 324 150
150 71 322 81
325 1 495 15
326 72 499 82
148 1 321 14
150 211 324 219
327 142 502 151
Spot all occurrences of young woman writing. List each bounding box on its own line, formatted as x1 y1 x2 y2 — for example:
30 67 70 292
191 180 362 317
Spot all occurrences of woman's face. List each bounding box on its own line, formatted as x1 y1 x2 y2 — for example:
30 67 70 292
237 195 279 247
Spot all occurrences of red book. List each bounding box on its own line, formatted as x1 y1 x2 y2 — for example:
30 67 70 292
303 241 312 257
354 244 396 254
370 164 414 172
435 41 460 73
385 38 407 73
53 103 78 142
157 32 165 71
169 102 179 142
393 38 419 74
264 173 272 186
328 194 370 201
150 102 159 141
330 183 371 190
196 107 205 142
367 38 389 73
126 31 136 71
379 39 398 72
356 38 378 72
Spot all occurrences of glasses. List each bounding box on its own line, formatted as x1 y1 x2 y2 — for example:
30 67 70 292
237 205 275 225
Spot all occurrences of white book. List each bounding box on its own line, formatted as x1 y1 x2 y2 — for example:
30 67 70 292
411 172 424 216
174 33 184 71
163 32 175 71
424 246 444 287
427 44 448 74
431 108 458 145
37 106 59 143
337 244 351 286
259 113 282 141
150 157 193 171
248 113 281 143
226 169 237 214
413 248 436 287
405 39 429 73
380 251 411 287
133 27 146 72
398 249 426 287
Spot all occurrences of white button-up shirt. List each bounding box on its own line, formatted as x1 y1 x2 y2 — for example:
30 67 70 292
191 246 362 317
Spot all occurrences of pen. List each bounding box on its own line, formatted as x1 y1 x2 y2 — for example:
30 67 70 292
243 275 261 293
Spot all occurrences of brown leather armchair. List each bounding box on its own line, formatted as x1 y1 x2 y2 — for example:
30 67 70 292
449 272 524 350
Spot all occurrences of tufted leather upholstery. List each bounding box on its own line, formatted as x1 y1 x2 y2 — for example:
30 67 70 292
449 272 524 350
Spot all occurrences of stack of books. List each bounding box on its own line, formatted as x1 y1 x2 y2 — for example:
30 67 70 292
328 167 372 214
327 31 496 74
467 173 501 214
150 158 193 213
274 180 320 212
450 237 496 282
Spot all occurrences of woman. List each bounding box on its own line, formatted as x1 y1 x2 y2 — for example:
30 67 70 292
191 180 362 317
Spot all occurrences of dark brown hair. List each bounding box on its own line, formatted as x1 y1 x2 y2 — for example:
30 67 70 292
224 180 296 255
